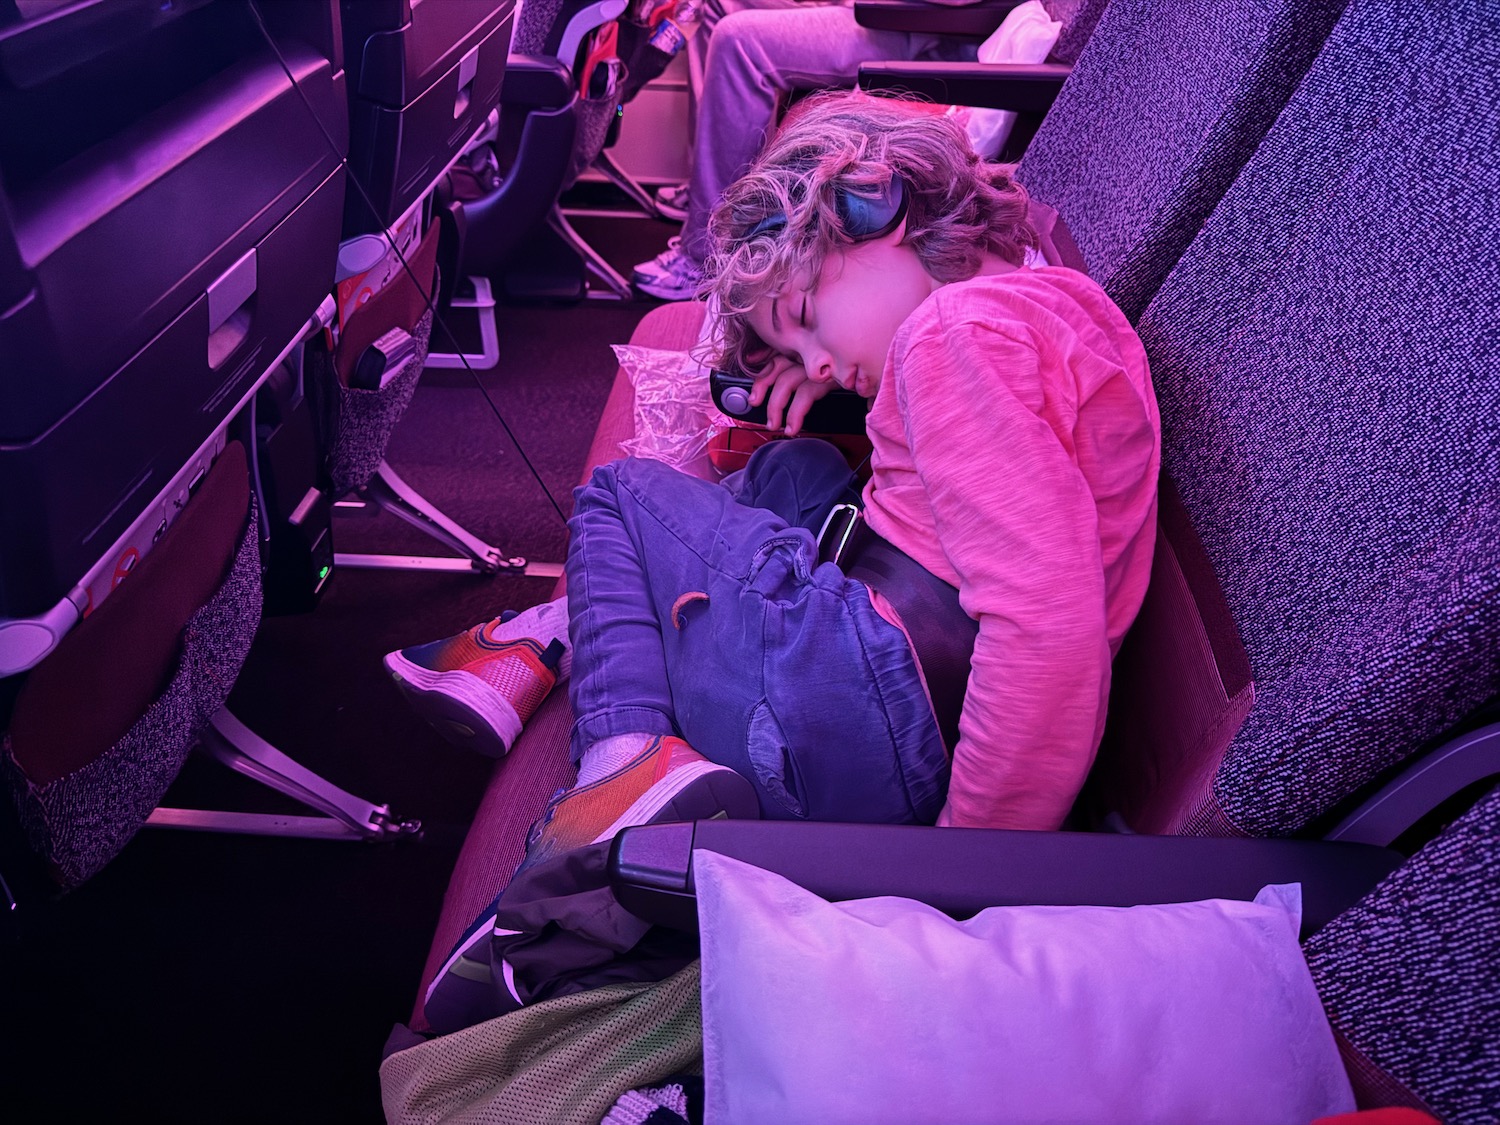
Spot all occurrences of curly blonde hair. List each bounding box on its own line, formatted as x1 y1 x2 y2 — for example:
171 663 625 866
699 90 1037 376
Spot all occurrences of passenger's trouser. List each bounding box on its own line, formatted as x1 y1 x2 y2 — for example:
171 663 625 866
565 440 949 825
680 0 967 263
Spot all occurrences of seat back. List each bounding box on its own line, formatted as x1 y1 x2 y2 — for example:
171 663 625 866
1304 782 1500 1116
339 0 515 233
1 446 261 890
0 0 345 889
0 0 344 629
1018 0 1349 321
1090 0 1500 837
511 0 626 191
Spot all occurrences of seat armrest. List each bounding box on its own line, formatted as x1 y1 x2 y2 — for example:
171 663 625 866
1324 721 1500 846
501 53 575 109
854 0 1022 37
609 820 1404 938
858 61 1070 113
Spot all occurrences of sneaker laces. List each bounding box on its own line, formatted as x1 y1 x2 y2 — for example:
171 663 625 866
650 236 685 268
652 242 702 282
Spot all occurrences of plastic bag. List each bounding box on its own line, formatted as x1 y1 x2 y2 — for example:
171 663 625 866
957 0 1063 159
613 343 733 472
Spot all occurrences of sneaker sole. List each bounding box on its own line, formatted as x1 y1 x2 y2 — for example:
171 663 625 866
633 274 702 302
384 650 524 758
591 759 760 846
654 203 688 221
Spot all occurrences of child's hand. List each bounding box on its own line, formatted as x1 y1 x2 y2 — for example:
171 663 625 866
750 358 835 436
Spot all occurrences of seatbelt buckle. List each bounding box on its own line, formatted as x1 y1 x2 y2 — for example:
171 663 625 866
816 503 863 568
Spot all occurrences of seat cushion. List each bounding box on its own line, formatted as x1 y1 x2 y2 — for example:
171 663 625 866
411 300 710 1031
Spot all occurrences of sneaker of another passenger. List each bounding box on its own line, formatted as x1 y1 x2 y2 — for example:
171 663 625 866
519 734 759 875
632 237 704 301
384 605 569 758
653 181 691 222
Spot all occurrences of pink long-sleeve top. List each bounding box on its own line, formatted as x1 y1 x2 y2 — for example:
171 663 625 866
861 267 1160 830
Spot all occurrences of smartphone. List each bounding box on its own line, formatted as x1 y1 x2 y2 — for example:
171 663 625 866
709 368 869 434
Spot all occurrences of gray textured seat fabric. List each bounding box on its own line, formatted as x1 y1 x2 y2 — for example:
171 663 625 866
1040 0 1109 67
1018 0 1349 322
1304 783 1500 1120
1132 0 1500 838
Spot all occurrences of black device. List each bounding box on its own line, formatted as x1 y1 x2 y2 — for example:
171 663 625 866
251 362 334 615
710 368 871 434
350 325 417 390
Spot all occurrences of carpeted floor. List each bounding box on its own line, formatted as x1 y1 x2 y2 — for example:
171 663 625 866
0 208 679 1123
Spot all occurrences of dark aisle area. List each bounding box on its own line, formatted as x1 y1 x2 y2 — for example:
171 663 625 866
1 211 678 1123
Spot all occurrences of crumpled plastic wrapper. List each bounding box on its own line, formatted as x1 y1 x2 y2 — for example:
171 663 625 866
613 343 736 472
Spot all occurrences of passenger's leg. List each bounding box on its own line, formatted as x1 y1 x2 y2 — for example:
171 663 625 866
565 452 947 825
687 0 822 135
720 435 863 531
637 5 937 298
652 0 819 222
384 597 572 758
573 437 857 786
678 7 938 264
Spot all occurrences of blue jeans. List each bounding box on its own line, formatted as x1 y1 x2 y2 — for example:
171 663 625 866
565 439 948 824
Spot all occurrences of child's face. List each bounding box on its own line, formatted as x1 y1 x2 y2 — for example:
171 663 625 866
747 226 939 399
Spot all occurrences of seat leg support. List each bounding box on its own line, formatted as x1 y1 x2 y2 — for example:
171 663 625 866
147 708 422 842
592 149 662 218
335 460 526 574
547 206 634 300
426 276 501 370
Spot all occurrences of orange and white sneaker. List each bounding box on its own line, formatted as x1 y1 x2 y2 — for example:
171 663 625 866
384 605 569 758
519 735 759 874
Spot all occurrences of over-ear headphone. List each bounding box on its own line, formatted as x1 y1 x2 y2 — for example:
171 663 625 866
744 176 909 243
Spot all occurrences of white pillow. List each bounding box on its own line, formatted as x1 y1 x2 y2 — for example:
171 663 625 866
695 850 1355 1125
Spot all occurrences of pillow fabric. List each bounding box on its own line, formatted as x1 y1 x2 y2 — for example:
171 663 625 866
696 850 1355 1125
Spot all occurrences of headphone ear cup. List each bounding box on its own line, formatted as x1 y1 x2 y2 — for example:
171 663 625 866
835 176 909 241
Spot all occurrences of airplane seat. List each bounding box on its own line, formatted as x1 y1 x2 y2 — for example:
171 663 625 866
1091 0 1500 844
508 0 618 192
602 0 1500 1111
402 0 1379 1040
450 0 681 302
306 0 527 576
846 0 1100 169
1012 0 1348 324
1 444 261 893
1040 0 1109 65
791 0 1338 438
862 0 1349 323
338 0 514 238
0 0 344 637
0 0 431 898
1303 782 1500 1116
400 0 1500 1103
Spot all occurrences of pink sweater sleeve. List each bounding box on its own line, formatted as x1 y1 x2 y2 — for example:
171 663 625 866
895 319 1115 831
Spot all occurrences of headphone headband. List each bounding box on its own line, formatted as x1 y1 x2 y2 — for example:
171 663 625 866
742 176 909 244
